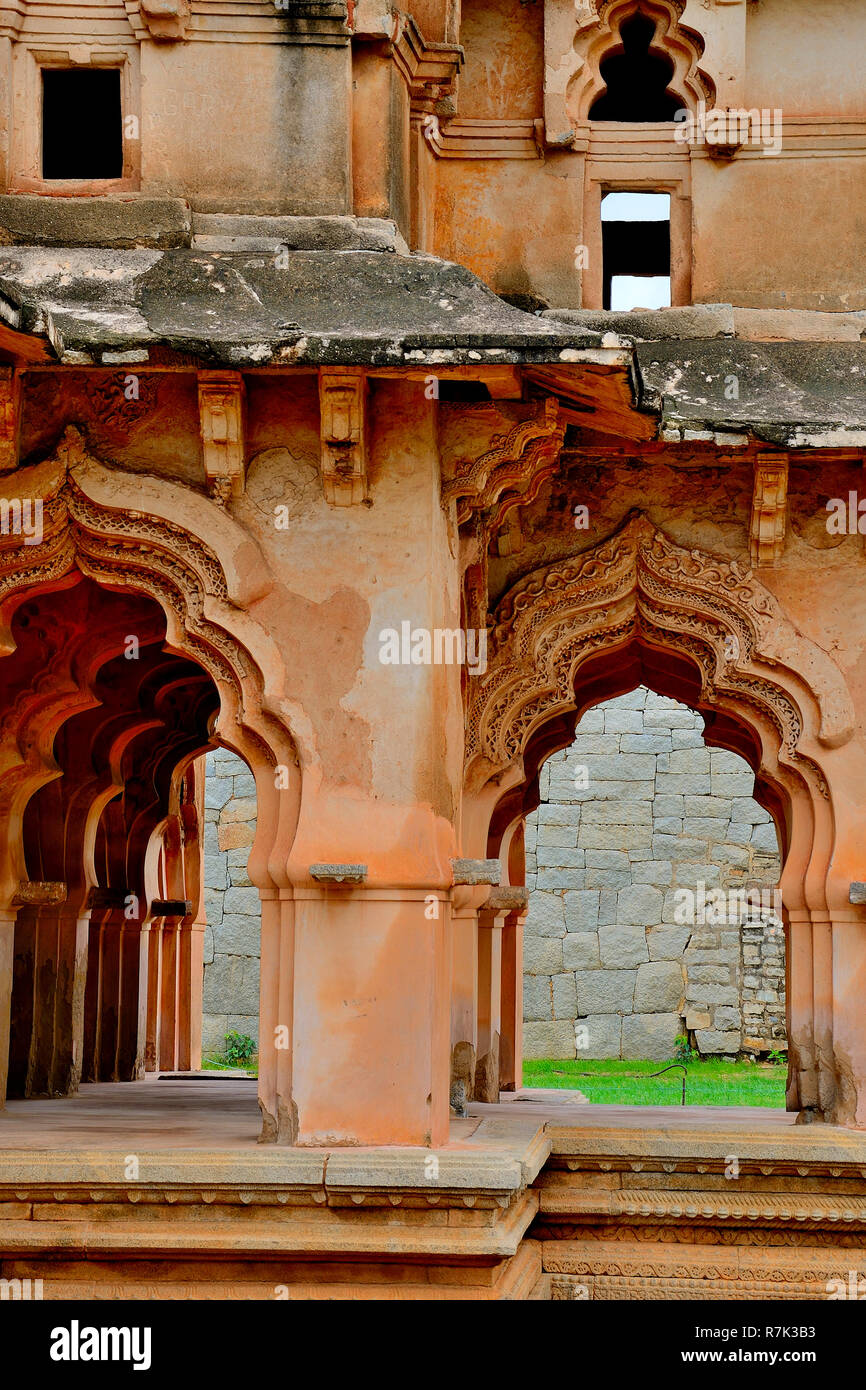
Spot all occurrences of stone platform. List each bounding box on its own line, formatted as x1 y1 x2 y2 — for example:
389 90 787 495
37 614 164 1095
0 1078 864 1299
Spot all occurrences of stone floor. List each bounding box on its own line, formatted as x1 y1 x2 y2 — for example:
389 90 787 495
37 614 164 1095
0 1074 801 1151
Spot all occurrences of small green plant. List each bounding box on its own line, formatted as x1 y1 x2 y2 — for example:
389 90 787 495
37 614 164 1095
224 1031 256 1066
673 1033 694 1063
767 1047 787 1066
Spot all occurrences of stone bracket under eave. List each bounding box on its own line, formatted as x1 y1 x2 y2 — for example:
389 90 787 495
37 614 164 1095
198 371 246 505
318 368 369 506
136 0 190 41
750 452 789 568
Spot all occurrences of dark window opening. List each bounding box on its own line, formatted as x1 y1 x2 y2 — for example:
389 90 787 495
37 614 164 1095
589 12 682 122
42 68 123 180
601 191 670 311
436 380 492 402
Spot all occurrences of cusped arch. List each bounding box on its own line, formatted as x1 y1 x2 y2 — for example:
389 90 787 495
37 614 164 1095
568 0 715 126
0 426 303 903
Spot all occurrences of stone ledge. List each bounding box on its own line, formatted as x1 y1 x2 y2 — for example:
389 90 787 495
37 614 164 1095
0 196 192 250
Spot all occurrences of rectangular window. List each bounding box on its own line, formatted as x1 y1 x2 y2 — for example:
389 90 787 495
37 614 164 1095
601 190 671 311
42 68 123 181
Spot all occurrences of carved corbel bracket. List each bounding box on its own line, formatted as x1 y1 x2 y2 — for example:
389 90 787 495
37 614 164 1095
138 0 190 41
319 368 369 506
0 367 21 472
198 372 246 505
441 397 566 530
750 452 788 568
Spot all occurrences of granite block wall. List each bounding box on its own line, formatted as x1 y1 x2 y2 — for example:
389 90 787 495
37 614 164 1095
201 748 261 1056
523 689 786 1061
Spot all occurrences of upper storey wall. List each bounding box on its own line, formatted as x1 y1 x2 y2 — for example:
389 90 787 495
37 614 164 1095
426 0 866 311
0 0 353 213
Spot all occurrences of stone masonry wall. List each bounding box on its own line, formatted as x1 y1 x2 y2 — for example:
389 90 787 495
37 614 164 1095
201 749 261 1056
523 689 786 1061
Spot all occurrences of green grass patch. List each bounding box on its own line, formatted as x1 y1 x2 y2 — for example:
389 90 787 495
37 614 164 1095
523 1056 787 1107
201 1053 257 1076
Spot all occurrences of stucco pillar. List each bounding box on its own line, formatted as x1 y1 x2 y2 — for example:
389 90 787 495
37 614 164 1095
450 885 486 1109
474 900 504 1103
291 886 451 1147
145 921 163 1071
831 919 866 1126
257 889 295 1143
0 912 13 1107
500 897 529 1094
8 906 88 1097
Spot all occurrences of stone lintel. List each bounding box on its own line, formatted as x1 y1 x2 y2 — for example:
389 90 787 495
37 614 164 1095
151 899 193 916
485 887 529 914
13 880 67 906
309 863 368 883
452 858 501 886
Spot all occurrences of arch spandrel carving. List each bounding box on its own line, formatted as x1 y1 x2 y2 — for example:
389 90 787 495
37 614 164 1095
466 515 854 788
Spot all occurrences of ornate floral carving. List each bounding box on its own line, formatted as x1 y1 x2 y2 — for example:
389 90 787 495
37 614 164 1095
441 398 565 528
465 515 852 789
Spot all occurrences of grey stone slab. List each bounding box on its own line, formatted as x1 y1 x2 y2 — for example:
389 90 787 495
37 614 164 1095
523 1021 576 1059
683 817 730 838
654 774 712 796
580 800 652 824
631 860 673 887
562 932 601 970
603 710 644 733
579 824 652 850
653 795 684 818
563 889 600 932
684 797 734 818
535 847 586 870
695 1029 741 1055
576 1014 622 1059
575 969 636 1014
583 755 657 781
213 913 261 957
536 825 579 847
223 886 261 916
537 803 583 827
616 883 663 926
731 799 772 824
527 892 566 937
599 925 650 968
584 849 631 869
523 975 554 1021
536 870 586 891
634 961 685 1013
619 734 671 753
711 773 756 797
552 973 578 1018
646 925 692 960
585 870 631 890
523 937 564 974
571 781 657 802
653 818 682 836
751 823 780 853
621 1012 681 1061
664 749 711 774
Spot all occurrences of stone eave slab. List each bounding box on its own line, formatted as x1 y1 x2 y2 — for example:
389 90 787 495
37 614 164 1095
635 338 866 446
0 246 602 368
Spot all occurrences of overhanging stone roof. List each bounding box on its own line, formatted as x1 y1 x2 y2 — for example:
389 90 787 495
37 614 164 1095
0 240 864 445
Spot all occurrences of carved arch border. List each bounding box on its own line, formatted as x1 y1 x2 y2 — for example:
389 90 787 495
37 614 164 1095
567 0 716 126
464 514 857 1119
0 426 303 903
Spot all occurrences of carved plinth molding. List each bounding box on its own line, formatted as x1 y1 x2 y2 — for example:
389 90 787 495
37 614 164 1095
750 453 789 568
198 372 246 504
318 369 368 506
